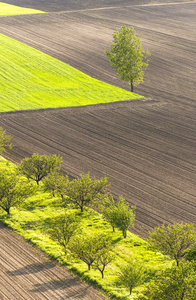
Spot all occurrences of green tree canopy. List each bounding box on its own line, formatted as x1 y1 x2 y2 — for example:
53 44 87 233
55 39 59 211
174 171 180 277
0 127 12 155
68 233 112 271
118 259 145 295
102 195 135 238
115 196 136 238
101 195 117 232
148 222 196 266
44 212 80 254
105 26 150 92
63 173 109 212
0 171 35 214
138 261 196 300
18 153 62 185
93 246 114 279
43 171 69 199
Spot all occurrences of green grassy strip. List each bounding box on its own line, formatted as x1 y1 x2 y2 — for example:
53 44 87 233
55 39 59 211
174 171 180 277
0 158 171 299
0 3 44 16
0 34 143 112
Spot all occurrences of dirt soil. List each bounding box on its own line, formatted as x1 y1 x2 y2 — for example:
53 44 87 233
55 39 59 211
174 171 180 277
0 0 196 298
0 222 108 299
1 0 189 12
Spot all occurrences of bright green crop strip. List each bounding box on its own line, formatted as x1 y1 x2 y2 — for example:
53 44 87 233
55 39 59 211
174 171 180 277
0 34 143 112
0 157 171 299
0 3 44 16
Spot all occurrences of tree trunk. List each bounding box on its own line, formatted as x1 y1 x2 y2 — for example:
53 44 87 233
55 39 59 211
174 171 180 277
112 226 115 232
101 271 104 279
88 264 91 271
130 80 133 92
176 259 179 266
130 287 133 295
123 230 127 238
5 208 10 215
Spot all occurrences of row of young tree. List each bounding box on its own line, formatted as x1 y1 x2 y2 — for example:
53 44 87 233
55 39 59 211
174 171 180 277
0 152 136 240
0 129 196 298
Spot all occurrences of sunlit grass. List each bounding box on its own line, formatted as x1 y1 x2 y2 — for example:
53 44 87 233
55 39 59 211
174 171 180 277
0 34 143 113
0 158 171 299
0 3 44 16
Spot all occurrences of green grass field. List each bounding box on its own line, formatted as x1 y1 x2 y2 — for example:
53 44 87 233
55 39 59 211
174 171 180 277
0 3 44 16
0 157 172 299
0 34 143 113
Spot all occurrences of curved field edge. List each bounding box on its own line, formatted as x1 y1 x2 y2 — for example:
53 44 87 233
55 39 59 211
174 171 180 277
0 157 172 300
0 2 44 16
0 34 143 113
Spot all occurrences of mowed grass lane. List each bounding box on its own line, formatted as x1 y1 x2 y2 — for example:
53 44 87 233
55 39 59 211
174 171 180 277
0 2 44 16
0 34 142 112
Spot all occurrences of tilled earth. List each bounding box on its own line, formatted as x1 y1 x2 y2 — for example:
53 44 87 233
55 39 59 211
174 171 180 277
0 0 196 298
1 100 195 237
0 222 108 299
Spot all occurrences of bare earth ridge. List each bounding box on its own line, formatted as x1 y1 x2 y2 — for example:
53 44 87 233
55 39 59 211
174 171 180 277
0 0 196 299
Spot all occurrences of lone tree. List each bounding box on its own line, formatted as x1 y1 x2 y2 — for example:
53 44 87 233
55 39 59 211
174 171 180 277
0 127 12 155
148 222 196 266
0 171 34 214
105 26 150 92
63 173 109 212
18 153 62 185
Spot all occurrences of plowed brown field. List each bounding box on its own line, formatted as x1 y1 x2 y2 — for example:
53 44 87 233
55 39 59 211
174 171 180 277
0 222 108 299
1 100 195 236
0 0 196 298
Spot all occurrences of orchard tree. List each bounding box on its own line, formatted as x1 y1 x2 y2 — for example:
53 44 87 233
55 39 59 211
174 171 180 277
148 222 196 266
102 195 135 237
101 196 117 232
105 26 150 92
115 196 135 238
64 173 109 212
0 127 12 155
93 246 114 279
68 233 112 271
138 261 196 300
43 171 69 199
44 212 80 253
118 260 145 295
0 171 35 214
18 153 62 185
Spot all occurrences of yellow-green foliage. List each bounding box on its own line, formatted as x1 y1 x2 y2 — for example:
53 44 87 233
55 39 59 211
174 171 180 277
0 34 143 112
0 158 171 299
0 3 44 16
